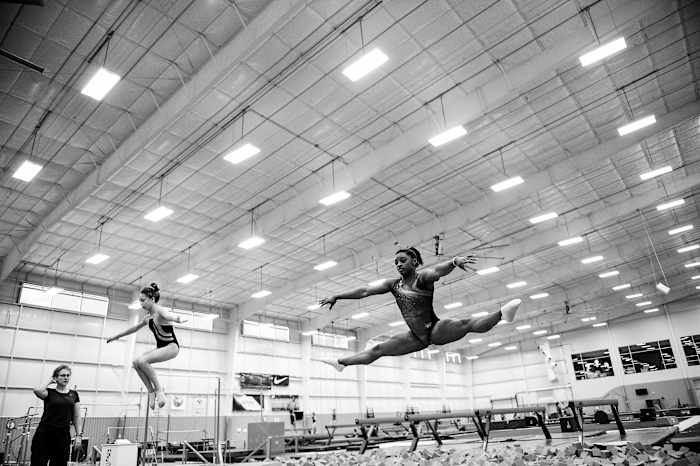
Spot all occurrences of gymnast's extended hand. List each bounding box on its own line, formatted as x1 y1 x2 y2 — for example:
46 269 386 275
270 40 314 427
319 296 337 310
452 255 477 271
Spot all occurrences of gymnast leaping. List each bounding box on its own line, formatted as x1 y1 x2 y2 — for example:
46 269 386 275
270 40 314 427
106 283 186 409
320 247 520 371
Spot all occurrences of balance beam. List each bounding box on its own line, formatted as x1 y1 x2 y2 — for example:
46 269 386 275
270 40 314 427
404 410 483 451
484 405 551 450
568 398 625 444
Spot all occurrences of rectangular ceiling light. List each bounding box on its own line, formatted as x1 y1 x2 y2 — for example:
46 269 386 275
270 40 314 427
306 304 321 310
533 330 548 335
314 260 338 271
657 199 684 211
45 286 64 296
678 245 699 253
388 320 404 327
427 349 440 355
579 37 627 66
504 345 517 351
529 212 558 224
640 164 671 180
368 279 385 287
635 301 652 307
558 236 583 247
86 253 110 264
598 270 619 278
12 160 43 182
476 266 500 275
471 311 488 318
488 342 501 347
581 255 603 264
81 67 121 101
592 322 607 327
612 283 631 291
625 293 643 299
319 191 350 206
342 48 388 81
301 330 316 336
468 338 482 344
691 275 700 280
466 355 479 360
581 317 596 322
516 324 531 330
618 115 656 136
224 143 260 164
506 281 527 289
546 334 561 340
428 125 467 147
238 236 265 250
176 273 199 284
685 261 700 268
530 292 549 299
251 289 271 299
643 308 659 314
444 302 463 309
490 176 524 192
669 225 693 235
352 312 369 319
144 206 173 222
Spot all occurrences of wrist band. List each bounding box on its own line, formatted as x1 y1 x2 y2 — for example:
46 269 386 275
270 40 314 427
452 257 459 267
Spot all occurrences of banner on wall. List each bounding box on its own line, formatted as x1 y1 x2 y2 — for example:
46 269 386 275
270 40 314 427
238 373 289 389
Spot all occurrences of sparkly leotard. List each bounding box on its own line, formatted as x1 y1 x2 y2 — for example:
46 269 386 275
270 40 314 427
390 275 439 346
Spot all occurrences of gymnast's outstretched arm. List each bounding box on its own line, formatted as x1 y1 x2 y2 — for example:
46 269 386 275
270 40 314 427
319 280 392 310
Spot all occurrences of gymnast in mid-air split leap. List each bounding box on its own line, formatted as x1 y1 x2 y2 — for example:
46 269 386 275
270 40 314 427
320 247 521 371
106 283 186 409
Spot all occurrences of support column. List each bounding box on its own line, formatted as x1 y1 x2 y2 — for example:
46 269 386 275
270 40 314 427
300 335 312 415
224 317 242 396
401 356 411 410
439 354 447 410
357 337 368 414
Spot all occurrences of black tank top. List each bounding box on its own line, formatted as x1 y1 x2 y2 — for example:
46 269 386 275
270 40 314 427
37 388 80 432
148 318 179 348
390 277 439 345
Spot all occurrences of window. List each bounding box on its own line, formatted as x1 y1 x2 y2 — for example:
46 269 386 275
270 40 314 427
241 320 290 342
618 340 676 374
311 331 349 349
171 309 216 331
19 283 109 316
680 334 700 366
571 349 614 380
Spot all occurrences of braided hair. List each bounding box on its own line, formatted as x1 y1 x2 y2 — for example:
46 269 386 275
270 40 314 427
140 282 160 303
395 247 423 266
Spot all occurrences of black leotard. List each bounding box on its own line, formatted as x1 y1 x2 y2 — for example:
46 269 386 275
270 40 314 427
148 318 179 348
390 276 439 346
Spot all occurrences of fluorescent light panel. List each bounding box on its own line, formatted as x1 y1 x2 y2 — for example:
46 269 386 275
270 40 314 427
12 160 42 182
342 48 388 81
530 292 549 299
176 273 199 284
635 301 652 307
529 212 558 224
640 164 672 180
685 261 700 268
238 236 265 250
444 302 463 309
388 320 404 327
319 191 350 206
506 281 527 289
86 253 109 264
657 199 684 211
546 334 561 340
619 115 656 136
625 293 643 299
144 206 173 222
643 308 659 314
301 330 316 336
516 324 531 330
468 338 482 343
466 355 478 360
476 266 500 275
307 304 321 311
581 255 603 264
352 312 369 319
488 342 501 347
691 275 700 280
251 290 271 299
471 311 488 318
678 245 699 253
579 37 627 66
428 125 467 147
533 330 548 335
558 236 583 247
81 67 121 101
490 176 524 192
669 225 693 235
314 260 338 271
368 279 385 287
592 322 607 327
224 143 260 164
504 345 517 351
598 271 619 278
612 283 631 291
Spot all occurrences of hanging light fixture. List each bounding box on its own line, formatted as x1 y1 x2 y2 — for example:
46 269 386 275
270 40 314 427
638 210 670 294
86 223 110 264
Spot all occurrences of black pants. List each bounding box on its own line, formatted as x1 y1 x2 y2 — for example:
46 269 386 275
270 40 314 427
30 429 70 466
